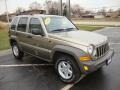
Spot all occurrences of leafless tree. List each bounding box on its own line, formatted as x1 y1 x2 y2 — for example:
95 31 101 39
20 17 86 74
99 7 107 16
108 9 113 13
16 7 25 14
3 11 8 15
29 2 42 10
45 0 51 14
117 8 120 16
63 3 67 16
45 0 58 15
71 4 84 17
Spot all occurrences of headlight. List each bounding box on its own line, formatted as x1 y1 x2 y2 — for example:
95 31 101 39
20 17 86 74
108 43 110 46
87 45 94 54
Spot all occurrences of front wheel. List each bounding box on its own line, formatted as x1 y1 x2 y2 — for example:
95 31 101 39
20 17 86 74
55 54 81 83
12 43 24 59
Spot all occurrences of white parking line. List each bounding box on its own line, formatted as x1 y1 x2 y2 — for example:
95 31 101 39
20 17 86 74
0 64 53 68
111 43 120 45
61 74 86 90
61 84 74 90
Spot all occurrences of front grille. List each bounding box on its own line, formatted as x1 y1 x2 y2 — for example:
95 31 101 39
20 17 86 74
95 43 109 58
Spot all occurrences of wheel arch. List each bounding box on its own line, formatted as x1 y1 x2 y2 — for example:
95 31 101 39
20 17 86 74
10 39 17 46
51 45 86 70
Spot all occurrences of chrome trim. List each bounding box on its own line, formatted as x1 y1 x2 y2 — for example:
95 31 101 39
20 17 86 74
94 42 109 59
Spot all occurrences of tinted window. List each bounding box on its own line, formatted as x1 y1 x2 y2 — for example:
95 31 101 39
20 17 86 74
29 18 42 33
17 17 28 32
11 17 18 30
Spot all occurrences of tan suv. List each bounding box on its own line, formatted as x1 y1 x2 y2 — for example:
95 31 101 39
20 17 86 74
9 15 114 83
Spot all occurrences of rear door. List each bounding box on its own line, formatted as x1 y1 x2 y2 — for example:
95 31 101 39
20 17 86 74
10 17 19 38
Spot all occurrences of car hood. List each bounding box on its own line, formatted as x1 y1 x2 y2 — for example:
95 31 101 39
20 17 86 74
49 30 108 46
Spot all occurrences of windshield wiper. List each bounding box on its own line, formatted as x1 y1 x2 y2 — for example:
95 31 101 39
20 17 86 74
51 29 65 32
51 28 76 33
65 28 76 31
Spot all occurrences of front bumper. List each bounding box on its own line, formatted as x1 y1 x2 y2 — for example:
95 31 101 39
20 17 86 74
80 49 114 74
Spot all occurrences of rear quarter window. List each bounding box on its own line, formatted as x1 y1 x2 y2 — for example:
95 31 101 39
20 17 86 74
10 17 18 30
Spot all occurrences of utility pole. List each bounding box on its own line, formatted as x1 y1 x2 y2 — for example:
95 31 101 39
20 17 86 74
58 0 70 19
4 0 10 24
66 0 70 19
46 0 49 14
59 0 62 16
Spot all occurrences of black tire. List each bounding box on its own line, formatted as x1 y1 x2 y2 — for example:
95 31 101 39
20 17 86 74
97 67 103 71
55 54 81 83
12 42 24 60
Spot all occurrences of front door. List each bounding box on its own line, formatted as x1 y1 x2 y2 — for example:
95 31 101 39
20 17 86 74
27 17 51 60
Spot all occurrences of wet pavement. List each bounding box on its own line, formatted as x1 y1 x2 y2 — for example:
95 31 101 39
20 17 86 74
0 27 120 90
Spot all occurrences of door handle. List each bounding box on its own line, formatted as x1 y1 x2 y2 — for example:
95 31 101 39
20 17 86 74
27 35 32 38
49 40 52 43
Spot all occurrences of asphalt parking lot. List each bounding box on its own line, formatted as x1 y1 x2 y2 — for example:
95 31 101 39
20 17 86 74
0 27 120 90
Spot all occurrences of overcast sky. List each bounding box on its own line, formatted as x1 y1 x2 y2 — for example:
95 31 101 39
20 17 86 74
0 0 120 14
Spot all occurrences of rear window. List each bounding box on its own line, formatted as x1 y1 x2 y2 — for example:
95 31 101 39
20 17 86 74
10 17 18 30
17 17 28 32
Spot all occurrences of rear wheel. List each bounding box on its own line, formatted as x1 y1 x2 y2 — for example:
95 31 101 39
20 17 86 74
55 54 81 83
12 43 24 59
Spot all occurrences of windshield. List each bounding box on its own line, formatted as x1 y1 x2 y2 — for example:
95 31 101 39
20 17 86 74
43 16 78 33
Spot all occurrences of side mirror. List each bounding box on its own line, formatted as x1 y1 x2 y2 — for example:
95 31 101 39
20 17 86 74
32 28 44 36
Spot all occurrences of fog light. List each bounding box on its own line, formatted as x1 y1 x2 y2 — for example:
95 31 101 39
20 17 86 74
84 66 89 71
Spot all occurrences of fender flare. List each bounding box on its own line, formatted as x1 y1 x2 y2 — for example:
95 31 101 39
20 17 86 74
51 45 87 71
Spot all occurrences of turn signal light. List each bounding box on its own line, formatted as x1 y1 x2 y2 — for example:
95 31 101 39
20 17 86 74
80 55 91 61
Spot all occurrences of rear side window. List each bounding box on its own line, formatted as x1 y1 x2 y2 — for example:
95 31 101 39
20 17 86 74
17 17 28 32
11 17 18 30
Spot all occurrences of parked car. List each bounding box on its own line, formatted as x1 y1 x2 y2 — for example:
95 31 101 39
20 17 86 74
9 15 114 83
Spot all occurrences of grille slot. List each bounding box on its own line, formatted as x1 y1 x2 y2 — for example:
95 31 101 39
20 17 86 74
95 43 109 58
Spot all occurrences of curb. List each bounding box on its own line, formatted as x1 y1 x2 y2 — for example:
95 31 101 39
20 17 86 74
0 49 12 56
94 27 115 32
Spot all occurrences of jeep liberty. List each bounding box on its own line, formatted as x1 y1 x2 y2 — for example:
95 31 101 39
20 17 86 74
9 15 114 83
